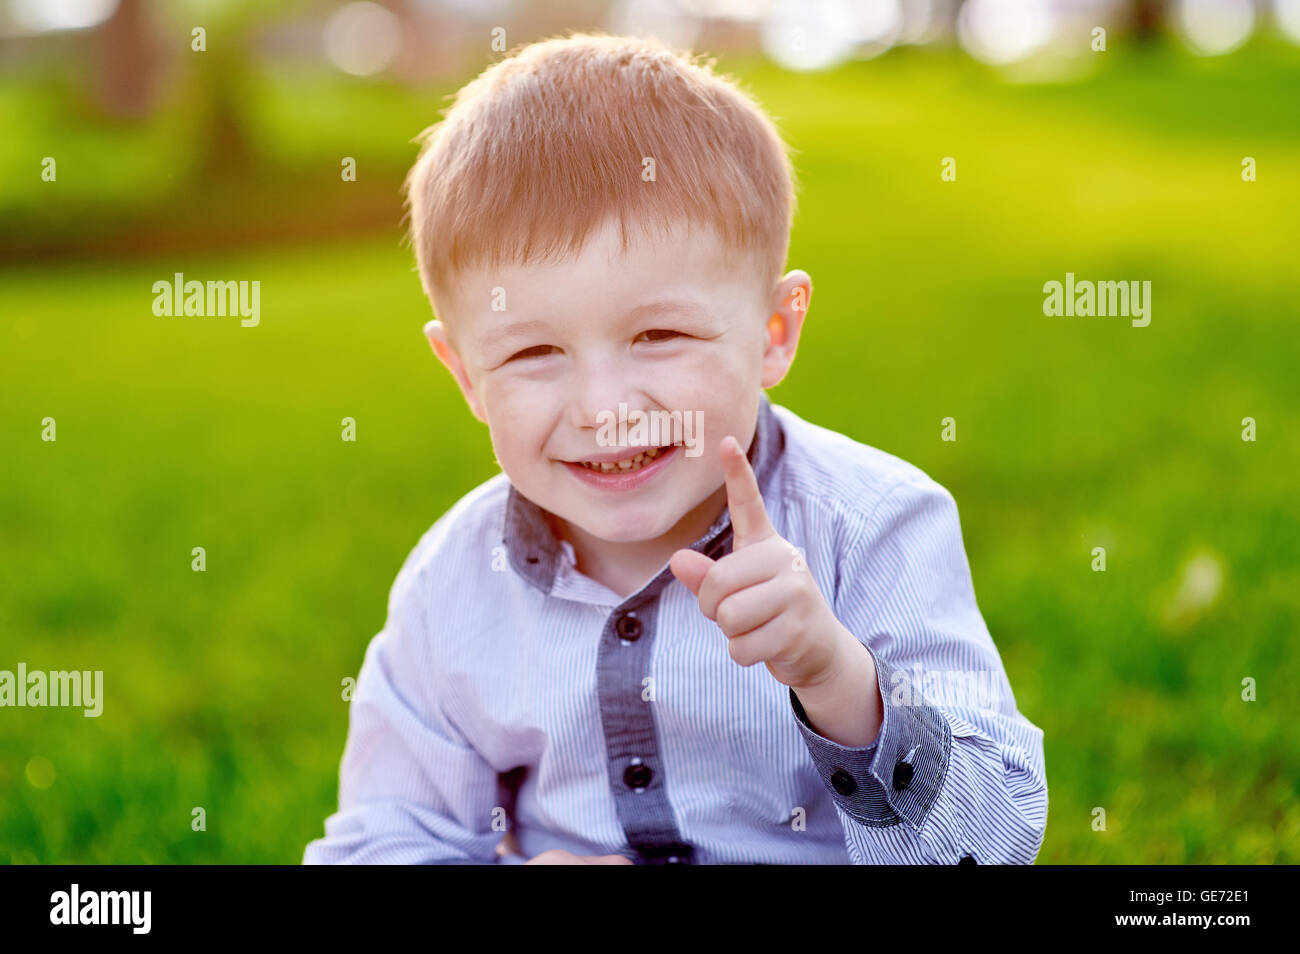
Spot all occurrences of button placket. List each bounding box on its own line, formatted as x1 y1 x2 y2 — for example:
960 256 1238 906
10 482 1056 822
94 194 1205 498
597 595 692 863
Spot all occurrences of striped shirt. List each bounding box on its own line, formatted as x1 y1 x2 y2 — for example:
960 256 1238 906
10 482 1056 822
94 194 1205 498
303 394 1047 865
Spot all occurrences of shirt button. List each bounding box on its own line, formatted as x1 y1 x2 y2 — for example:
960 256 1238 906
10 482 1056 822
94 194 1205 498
958 855 976 865
830 769 856 796
893 761 914 791
623 763 653 789
615 614 642 641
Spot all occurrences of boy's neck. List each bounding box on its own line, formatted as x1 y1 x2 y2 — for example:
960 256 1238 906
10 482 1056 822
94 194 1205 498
553 483 730 601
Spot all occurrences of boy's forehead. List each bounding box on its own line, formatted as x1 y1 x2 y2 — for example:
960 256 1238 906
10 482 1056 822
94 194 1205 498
449 218 765 328
504 217 727 281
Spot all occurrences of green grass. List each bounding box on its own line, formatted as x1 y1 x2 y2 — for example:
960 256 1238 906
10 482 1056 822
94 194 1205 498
3 41 1298 863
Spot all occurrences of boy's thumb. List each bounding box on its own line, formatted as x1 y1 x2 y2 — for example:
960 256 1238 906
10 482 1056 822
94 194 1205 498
669 548 713 596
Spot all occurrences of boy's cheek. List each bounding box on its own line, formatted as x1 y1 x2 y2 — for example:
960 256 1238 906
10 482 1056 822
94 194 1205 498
482 413 545 481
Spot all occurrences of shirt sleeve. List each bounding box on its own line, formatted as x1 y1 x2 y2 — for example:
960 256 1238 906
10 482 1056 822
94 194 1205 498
788 476 1048 864
303 549 509 865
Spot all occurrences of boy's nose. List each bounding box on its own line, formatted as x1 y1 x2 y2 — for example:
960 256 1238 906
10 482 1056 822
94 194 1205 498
568 372 641 431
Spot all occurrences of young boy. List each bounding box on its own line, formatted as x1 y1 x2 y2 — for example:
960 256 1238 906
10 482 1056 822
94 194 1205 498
304 33 1046 865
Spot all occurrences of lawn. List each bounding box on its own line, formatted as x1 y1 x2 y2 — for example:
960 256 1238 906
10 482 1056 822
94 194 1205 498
2 40 1298 863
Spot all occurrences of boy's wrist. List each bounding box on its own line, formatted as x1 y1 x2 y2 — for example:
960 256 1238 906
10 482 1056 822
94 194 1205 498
791 630 883 748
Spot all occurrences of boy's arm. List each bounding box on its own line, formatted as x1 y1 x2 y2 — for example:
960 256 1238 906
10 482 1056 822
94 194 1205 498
303 557 507 865
791 478 1047 865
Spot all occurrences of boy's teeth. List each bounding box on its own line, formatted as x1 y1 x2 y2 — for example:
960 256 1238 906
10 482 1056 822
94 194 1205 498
579 447 664 473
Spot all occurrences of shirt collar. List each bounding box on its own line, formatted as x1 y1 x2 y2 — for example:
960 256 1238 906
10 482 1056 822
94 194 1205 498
502 392 786 595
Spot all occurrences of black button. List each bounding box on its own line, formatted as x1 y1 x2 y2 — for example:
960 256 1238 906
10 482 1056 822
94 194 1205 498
830 769 856 796
958 855 976 865
892 761 913 791
615 614 642 641
623 763 652 789
635 841 692 864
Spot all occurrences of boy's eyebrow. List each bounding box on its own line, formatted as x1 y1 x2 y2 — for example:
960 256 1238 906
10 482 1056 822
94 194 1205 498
479 319 551 351
622 299 708 323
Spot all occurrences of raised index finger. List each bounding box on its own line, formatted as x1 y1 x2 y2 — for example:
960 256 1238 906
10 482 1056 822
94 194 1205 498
720 434 774 548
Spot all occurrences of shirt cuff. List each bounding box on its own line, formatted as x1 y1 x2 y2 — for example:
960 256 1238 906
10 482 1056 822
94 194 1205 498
789 646 952 831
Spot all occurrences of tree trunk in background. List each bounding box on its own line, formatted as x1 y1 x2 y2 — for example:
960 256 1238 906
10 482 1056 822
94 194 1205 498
94 0 162 119
196 46 257 180
1133 0 1165 42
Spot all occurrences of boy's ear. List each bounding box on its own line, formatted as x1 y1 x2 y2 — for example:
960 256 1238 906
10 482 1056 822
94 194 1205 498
761 270 812 389
424 319 487 423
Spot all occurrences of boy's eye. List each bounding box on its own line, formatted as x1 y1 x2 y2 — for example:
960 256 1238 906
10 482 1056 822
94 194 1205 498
635 329 683 343
507 345 559 362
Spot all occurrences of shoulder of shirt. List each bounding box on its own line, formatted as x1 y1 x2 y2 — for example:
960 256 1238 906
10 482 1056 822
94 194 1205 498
386 471 512 603
769 401 956 534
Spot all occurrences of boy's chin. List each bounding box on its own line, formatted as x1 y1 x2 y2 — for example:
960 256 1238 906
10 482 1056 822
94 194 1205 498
560 504 687 546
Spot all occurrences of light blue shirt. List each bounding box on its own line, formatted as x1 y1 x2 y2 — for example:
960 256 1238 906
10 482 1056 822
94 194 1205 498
304 395 1047 864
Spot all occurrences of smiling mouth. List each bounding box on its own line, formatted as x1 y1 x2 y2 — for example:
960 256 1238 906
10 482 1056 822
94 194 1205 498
571 446 670 474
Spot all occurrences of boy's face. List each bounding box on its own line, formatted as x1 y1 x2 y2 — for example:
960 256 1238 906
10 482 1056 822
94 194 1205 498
427 217 809 548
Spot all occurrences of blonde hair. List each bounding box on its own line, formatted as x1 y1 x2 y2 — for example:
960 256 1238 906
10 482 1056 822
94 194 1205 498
404 32 796 318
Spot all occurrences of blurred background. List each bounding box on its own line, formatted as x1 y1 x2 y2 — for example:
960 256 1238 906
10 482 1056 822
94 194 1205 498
2 0 1297 864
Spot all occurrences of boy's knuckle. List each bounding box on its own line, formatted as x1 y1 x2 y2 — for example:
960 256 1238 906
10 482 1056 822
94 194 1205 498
712 559 739 589
715 600 734 631
701 564 725 597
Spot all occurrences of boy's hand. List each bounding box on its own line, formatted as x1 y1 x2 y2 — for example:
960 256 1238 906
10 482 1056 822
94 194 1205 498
669 435 865 694
525 849 634 865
